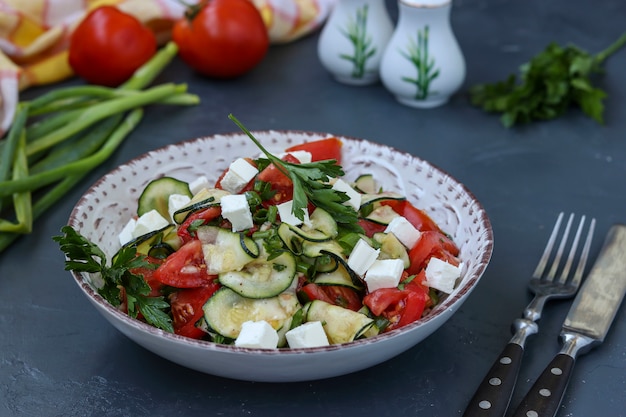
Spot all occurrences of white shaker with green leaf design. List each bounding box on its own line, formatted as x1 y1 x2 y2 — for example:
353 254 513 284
380 0 465 108
317 0 393 85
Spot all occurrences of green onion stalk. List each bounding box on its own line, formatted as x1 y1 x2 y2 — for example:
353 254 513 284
0 42 200 254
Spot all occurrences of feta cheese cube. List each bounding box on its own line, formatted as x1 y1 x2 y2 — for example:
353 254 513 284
384 216 422 249
286 321 330 348
220 194 254 232
235 321 279 349
219 158 258 194
364 259 405 292
189 176 211 195
168 193 191 221
424 257 462 294
119 218 137 246
131 209 169 239
277 200 311 227
347 238 380 276
331 178 362 211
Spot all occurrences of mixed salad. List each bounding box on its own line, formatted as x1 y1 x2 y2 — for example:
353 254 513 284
56 121 462 349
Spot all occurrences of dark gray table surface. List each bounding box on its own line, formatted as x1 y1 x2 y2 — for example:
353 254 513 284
2 0 625 415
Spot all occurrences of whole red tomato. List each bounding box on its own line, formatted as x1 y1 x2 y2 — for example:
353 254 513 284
69 6 157 86
172 0 269 78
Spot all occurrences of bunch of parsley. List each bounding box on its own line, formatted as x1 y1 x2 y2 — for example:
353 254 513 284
470 32 626 127
54 226 173 332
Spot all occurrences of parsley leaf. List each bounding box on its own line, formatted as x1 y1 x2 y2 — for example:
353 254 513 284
229 114 362 232
470 32 626 127
53 225 173 332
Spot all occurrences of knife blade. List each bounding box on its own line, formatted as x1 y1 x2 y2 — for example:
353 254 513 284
512 223 626 417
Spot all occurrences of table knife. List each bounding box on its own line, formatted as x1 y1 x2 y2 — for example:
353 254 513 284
511 223 626 417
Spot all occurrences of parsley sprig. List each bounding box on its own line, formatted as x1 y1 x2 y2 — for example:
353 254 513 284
53 226 173 332
470 32 626 127
229 114 362 231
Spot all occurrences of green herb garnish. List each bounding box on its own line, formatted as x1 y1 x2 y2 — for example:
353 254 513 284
53 226 173 332
470 33 626 127
229 114 362 232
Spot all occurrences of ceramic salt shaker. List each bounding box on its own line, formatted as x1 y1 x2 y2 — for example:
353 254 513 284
317 0 394 85
380 0 465 108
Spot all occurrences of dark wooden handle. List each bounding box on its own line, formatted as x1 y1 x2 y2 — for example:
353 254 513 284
462 343 524 417
511 353 575 417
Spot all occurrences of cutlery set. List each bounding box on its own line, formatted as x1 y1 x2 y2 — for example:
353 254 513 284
463 212 626 417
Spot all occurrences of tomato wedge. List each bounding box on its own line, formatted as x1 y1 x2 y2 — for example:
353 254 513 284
177 206 221 244
170 282 220 339
299 283 362 311
154 240 215 288
406 231 460 275
363 271 430 331
285 137 343 163
381 200 441 232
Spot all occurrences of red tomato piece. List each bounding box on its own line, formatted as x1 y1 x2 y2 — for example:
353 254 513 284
172 0 269 78
170 281 220 339
257 153 300 205
381 200 441 232
285 137 343 164
320 285 362 311
68 6 157 86
357 218 388 237
407 231 460 275
363 272 430 331
299 283 335 305
154 240 215 288
177 206 221 244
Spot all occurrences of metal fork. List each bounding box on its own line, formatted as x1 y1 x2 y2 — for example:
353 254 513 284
462 212 596 417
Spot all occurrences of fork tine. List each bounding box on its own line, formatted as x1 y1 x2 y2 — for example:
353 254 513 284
570 218 596 288
557 215 586 283
533 212 564 278
546 213 575 280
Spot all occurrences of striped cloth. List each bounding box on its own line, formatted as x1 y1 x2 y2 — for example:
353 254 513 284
0 0 336 135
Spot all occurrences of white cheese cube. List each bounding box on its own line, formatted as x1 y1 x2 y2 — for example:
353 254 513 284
277 200 311 227
220 194 254 232
331 178 362 211
235 321 279 349
189 176 211 195
168 193 191 222
119 218 137 246
220 158 258 194
131 209 169 239
384 216 422 249
285 321 330 348
424 257 462 294
364 259 405 292
347 238 380 276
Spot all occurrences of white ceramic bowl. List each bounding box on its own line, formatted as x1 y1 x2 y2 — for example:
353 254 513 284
67 130 493 382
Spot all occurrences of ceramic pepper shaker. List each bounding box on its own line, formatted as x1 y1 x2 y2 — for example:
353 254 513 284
380 0 465 108
317 0 394 85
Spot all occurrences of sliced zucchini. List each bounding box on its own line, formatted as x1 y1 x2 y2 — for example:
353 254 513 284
353 174 377 194
197 226 259 274
304 207 338 238
365 205 400 226
137 177 192 220
303 300 374 344
202 287 301 341
219 251 296 299
172 188 230 224
313 264 364 291
373 232 410 268
359 191 405 209
116 224 179 259
301 239 345 259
